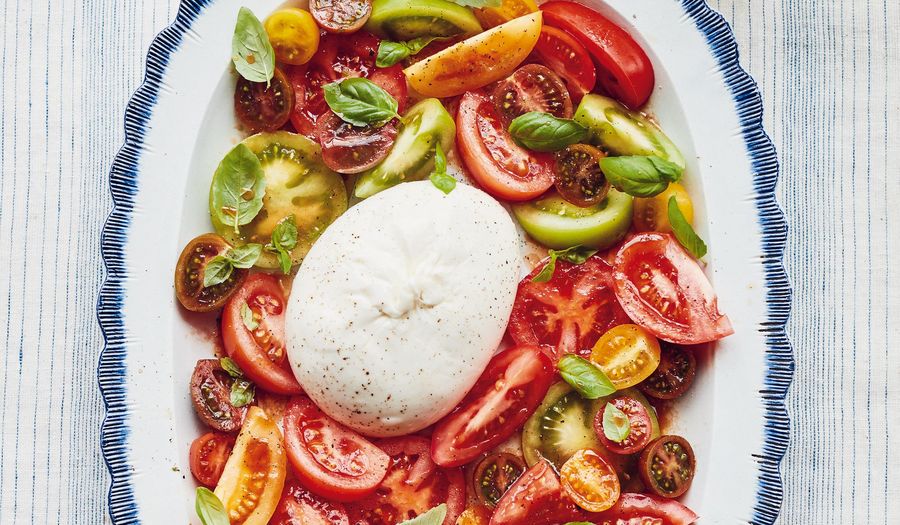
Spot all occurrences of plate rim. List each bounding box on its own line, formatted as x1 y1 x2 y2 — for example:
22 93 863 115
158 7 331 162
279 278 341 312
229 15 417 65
97 1 792 523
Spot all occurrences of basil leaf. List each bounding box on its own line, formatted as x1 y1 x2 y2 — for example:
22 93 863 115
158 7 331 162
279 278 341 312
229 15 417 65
602 402 631 443
376 37 440 68
531 252 558 283
240 302 259 331
557 354 616 399
508 112 589 152
532 246 597 283
203 256 234 288
210 143 266 234
323 78 400 127
230 378 256 408
668 196 707 259
220 357 244 378
231 7 275 86
429 143 456 194
266 216 298 274
449 0 502 7
599 155 683 198
226 243 262 269
397 504 448 525
195 487 229 525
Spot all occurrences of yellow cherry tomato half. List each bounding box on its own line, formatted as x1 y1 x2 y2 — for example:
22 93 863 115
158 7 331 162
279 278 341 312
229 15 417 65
264 8 320 65
457 504 492 525
473 0 538 29
560 449 621 513
590 324 661 390
404 11 543 98
633 182 695 234
214 407 287 525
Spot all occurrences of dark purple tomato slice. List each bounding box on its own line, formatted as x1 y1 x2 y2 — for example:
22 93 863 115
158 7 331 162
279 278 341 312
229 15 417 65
235 67 294 133
316 111 398 174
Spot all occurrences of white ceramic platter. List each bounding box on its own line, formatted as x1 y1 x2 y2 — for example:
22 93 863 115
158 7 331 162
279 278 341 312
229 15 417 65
99 0 791 523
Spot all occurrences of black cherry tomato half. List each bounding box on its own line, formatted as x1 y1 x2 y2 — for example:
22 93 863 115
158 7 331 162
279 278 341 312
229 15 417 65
316 111 398 174
174 233 246 312
554 144 610 207
311 0 373 34
234 67 294 133
473 453 526 508
492 64 573 126
189 359 245 433
639 342 698 400
639 435 696 499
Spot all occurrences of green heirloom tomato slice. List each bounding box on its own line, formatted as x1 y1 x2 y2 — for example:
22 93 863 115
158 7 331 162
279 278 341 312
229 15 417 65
511 189 633 250
210 131 348 269
366 0 482 41
354 98 456 199
574 94 686 171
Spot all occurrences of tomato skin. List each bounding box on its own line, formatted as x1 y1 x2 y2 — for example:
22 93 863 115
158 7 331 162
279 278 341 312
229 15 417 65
591 493 699 525
490 460 585 525
541 1 654 109
456 90 555 202
431 345 554 468
189 432 235 488
613 233 734 345
222 273 303 395
265 8 320 65
532 25 597 100
283 396 390 502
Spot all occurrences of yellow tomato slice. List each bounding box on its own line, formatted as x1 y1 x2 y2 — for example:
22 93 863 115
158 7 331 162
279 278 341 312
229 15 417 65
214 406 286 525
633 182 695 233
473 0 538 29
404 12 542 98
590 324 661 390
264 8 320 65
560 449 621 513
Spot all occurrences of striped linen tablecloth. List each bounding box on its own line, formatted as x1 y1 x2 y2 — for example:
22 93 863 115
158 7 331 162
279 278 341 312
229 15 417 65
0 0 897 523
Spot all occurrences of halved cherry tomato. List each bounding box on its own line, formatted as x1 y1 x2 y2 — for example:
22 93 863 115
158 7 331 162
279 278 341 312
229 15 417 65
508 255 630 360
633 183 694 234
639 343 698 400
590 324 661 390
541 1 654 109
554 144 610 208
431 345 554 467
473 453 526 508
190 432 235 488
639 435 696 499
190 359 245 433
532 25 596 100
613 233 734 344
456 90 555 202
264 8 321 65
595 396 653 455
311 0 373 34
316 111 398 174
492 64 573 125
593 493 699 525
174 233 246 312
346 436 465 525
235 68 295 133
457 504 492 525
559 449 620 513
283 396 389 502
270 480 350 525
490 460 585 525
214 407 287 525
222 273 303 395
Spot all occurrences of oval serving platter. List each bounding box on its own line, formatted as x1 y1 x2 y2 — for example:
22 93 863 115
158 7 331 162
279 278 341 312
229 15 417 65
98 0 791 523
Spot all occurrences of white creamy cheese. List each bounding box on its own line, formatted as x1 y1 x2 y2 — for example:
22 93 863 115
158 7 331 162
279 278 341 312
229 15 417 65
285 181 521 437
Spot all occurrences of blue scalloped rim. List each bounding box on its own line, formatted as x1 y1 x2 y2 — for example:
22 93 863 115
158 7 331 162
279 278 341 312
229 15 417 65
97 0 792 523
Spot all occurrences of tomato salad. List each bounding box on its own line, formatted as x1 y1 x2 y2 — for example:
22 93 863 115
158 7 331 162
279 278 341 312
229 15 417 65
177 1 733 524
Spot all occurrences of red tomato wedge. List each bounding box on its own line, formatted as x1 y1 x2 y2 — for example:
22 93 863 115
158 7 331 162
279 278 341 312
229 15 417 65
456 90 555 202
532 25 597 100
490 460 585 525
221 273 303 395
283 396 389 502
431 345 554 467
541 1 654 109
347 436 465 525
270 480 351 525
509 255 631 360
189 432 235 488
613 233 734 345
592 493 699 525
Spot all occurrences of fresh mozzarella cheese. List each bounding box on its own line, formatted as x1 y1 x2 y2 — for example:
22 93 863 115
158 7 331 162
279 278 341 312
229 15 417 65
285 181 521 437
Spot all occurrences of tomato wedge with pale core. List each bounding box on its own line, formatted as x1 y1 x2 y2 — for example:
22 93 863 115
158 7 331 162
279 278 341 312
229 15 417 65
431 345 554 467
541 1 654 109
613 233 734 345
456 90 555 201
490 460 586 525
283 396 389 502
591 492 699 525
222 273 303 395
509 255 631 360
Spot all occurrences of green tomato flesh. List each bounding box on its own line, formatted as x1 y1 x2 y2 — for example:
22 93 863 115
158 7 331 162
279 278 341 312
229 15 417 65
366 0 483 40
512 189 633 250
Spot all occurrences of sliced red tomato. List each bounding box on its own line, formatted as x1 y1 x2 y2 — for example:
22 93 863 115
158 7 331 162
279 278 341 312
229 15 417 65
490 460 585 525
189 432 235 488
316 111 398 174
283 396 389 502
509 255 631 360
591 493 699 525
456 90 555 202
492 64 573 124
222 273 303 395
270 479 351 525
431 345 554 467
613 233 734 345
347 436 465 525
531 25 597 100
541 1 654 109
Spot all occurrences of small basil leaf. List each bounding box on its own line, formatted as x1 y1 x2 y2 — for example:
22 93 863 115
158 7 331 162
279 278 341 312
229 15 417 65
508 112 589 152
668 196 708 259
323 78 400 127
647 155 683 182
203 256 234 288
598 156 670 198
240 302 259 331
220 357 244 378
397 504 448 525
449 0 502 7
557 354 616 399
276 251 292 275
553 246 598 265
602 402 631 443
231 7 275 86
195 487 230 525
531 252 559 283
210 143 266 234
429 143 456 194
269 215 299 251
376 37 443 68
230 378 256 408
225 243 262 269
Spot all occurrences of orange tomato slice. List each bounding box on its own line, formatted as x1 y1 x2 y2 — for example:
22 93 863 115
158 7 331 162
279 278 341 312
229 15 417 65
559 449 621 513
473 0 538 29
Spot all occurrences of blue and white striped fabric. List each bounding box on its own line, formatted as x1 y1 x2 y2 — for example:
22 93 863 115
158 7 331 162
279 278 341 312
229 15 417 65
0 0 897 523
